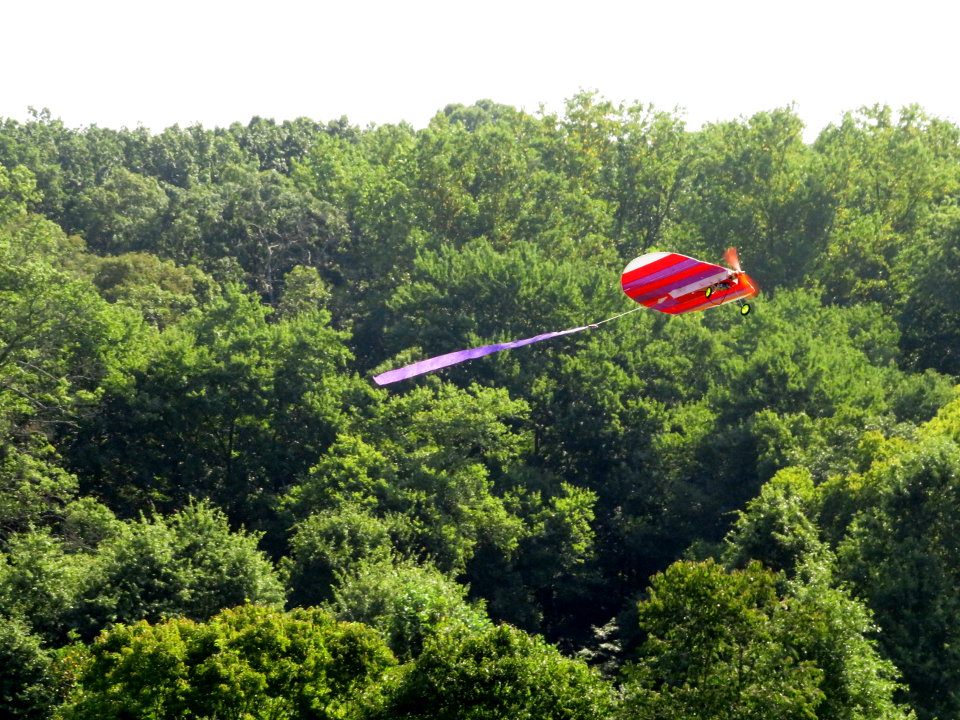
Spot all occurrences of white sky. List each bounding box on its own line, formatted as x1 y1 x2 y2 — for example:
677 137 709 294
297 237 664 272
4 0 958 141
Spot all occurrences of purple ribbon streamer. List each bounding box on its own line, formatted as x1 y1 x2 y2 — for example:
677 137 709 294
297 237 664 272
372 325 594 386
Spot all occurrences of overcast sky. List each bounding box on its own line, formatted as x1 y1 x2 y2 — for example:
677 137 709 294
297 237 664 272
4 0 957 140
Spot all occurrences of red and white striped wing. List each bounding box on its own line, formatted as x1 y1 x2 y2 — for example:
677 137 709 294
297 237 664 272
621 251 754 314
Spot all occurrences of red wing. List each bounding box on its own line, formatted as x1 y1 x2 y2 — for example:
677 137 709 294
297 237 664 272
660 274 758 314
621 252 731 314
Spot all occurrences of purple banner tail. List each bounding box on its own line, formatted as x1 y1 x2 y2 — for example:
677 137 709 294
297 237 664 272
372 325 595 386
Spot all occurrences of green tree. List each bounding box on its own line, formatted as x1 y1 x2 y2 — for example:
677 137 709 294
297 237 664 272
381 238 620 389
0 615 57 720
276 264 331 318
812 105 960 304
0 438 78 541
57 496 123 553
284 504 394 608
722 472 915 720
722 466 823 574
898 205 960 374
406 119 480 244
0 163 42 219
836 437 960 719
0 176 148 442
57 605 394 720
229 116 326 174
606 104 691 256
782 551 913 720
622 559 824 720
328 555 491 662
68 282 367 523
284 383 529 574
72 500 285 640
83 251 212 329
191 166 345 301
292 124 420 365
680 108 831 289
466 480 598 637
1 502 283 646
73 167 170 256
375 620 617 720
0 528 91 645
140 123 249 188
0 111 103 225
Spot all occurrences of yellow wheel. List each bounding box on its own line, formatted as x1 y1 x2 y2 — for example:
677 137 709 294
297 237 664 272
705 286 713 299
740 303 751 316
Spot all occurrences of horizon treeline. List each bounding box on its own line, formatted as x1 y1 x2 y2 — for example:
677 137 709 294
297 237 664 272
2 94 960 719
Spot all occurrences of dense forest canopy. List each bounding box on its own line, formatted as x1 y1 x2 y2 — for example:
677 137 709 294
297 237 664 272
2 95 960 719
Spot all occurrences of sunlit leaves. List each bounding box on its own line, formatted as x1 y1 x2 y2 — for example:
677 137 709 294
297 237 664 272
624 559 824 720
58 605 394 720
376 620 616 720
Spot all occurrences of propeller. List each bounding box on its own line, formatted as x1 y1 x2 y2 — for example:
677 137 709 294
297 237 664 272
722 246 760 299
723 246 742 273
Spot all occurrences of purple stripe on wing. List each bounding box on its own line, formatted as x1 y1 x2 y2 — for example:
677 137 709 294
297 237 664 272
631 266 722 304
651 297 679 311
622 258 699 293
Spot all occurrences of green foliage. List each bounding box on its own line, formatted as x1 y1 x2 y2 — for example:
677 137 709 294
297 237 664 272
917 391 960 444
284 504 394 607
0 614 57 720
172 165 345 301
722 466 822 574
382 238 619 384
623 559 824 720
813 105 960 304
328 555 491 662
716 290 895 421
74 167 170 255
679 108 832 288
0 501 284 648
898 205 960 375
0 163 41 220
0 527 92 644
4 98 960 718
57 605 394 720
835 437 960 719
284 383 530 574
604 104 691 254
733 398 960 720
485 481 598 634
83 251 212 329
276 264 331 318
0 197 149 440
57 496 123 552
782 551 913 720
68 282 367 523
0 438 78 540
375 620 617 720
72 500 284 640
